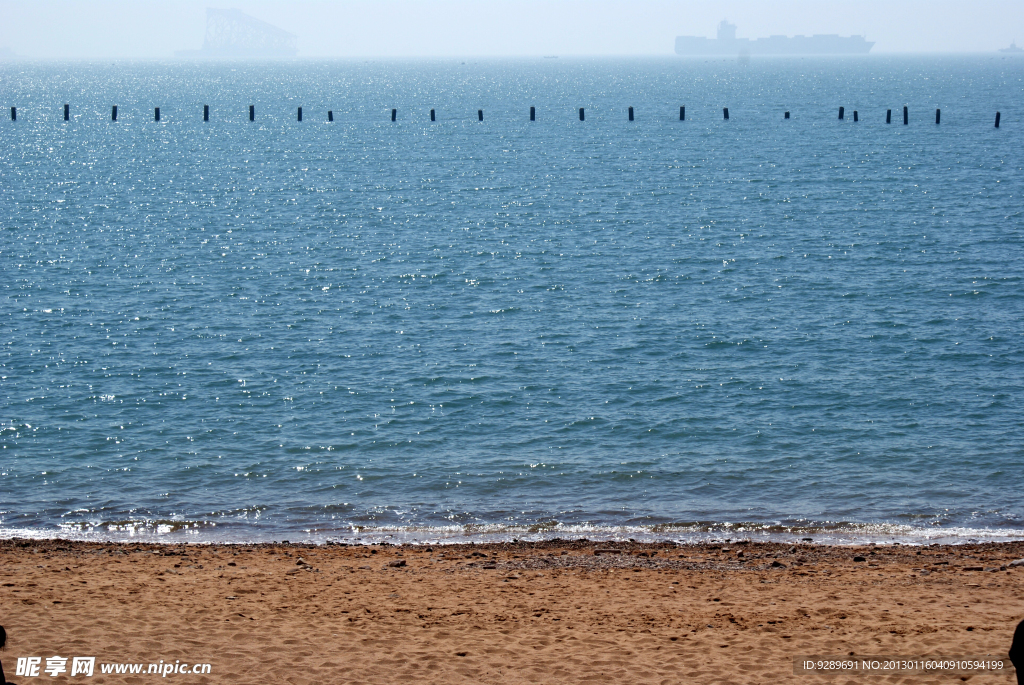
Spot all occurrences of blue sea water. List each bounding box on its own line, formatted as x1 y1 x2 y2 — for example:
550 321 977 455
1 56 1023 545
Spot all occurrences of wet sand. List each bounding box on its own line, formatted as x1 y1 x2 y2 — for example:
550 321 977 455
1 538 1022 684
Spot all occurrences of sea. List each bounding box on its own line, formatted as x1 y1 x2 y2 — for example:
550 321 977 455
1 56 1022 546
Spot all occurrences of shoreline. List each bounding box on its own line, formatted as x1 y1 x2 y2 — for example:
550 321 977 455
3 538 1022 683
5 536 1024 567
3 525 1023 548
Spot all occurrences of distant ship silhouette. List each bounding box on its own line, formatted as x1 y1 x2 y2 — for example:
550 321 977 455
999 41 1024 54
676 21 873 56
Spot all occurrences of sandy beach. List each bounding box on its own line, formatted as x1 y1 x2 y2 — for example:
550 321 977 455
1 538 1021 684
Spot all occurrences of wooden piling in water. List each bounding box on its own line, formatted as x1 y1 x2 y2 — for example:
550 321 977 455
33 99 992 131
995 111 1001 128
10 106 15 121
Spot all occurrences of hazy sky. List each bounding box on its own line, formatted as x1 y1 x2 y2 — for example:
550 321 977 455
2 0 1023 58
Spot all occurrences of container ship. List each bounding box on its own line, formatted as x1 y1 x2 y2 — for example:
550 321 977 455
676 21 874 56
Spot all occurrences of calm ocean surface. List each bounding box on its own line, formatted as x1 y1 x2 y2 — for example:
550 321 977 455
1 57 1022 545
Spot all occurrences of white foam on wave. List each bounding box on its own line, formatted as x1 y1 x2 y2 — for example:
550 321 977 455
2 519 1022 546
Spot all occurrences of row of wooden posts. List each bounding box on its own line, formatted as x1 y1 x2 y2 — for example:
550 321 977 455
6 104 1005 128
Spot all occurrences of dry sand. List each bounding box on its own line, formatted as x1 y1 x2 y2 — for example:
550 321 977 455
1 538 1022 684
